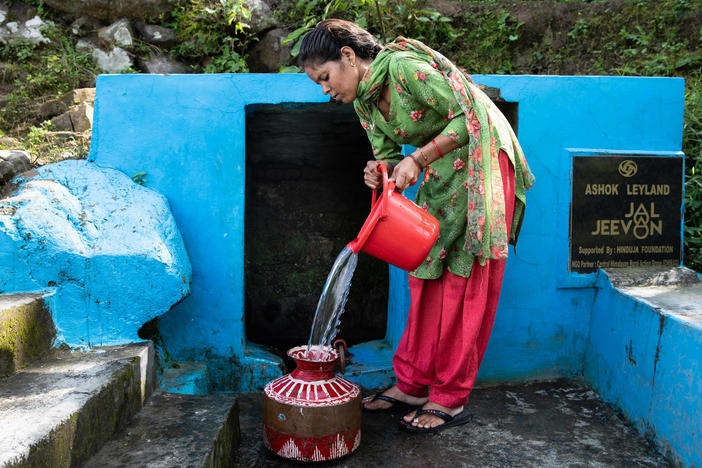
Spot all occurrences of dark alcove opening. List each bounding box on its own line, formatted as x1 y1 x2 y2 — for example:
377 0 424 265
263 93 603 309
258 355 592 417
245 102 389 357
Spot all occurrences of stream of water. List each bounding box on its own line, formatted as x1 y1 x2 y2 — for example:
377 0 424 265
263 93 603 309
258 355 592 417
306 246 358 353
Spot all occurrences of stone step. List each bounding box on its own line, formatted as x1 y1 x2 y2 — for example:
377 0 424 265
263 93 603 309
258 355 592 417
0 342 154 467
83 391 239 468
0 293 56 378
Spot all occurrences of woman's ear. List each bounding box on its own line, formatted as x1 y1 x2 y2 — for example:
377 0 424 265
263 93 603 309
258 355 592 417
340 46 357 66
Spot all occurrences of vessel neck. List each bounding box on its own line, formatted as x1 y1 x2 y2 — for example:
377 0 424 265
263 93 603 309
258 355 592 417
291 367 337 382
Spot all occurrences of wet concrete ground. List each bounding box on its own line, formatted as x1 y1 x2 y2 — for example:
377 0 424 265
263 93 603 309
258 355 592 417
235 379 671 467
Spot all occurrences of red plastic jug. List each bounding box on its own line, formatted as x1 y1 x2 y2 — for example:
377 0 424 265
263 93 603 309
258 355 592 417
346 164 440 271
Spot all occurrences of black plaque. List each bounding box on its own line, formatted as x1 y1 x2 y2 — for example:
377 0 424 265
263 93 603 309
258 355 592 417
570 155 683 273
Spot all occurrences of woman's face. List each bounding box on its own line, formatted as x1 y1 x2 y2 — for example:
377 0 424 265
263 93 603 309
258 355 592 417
304 54 360 103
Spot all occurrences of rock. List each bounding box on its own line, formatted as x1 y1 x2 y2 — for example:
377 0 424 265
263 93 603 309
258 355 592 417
138 53 192 74
42 0 178 22
0 136 21 148
40 88 95 119
0 160 192 347
97 18 133 48
51 102 94 132
0 15 50 45
6 2 37 22
0 150 31 186
70 16 103 36
247 28 292 73
0 2 38 26
134 20 175 46
246 0 277 34
93 46 132 72
77 39 132 72
604 266 700 288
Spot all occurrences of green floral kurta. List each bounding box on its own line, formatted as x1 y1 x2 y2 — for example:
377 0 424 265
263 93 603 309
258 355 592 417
354 38 535 280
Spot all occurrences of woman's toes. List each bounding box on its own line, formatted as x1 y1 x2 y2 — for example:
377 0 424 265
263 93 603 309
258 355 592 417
363 399 389 410
403 409 417 423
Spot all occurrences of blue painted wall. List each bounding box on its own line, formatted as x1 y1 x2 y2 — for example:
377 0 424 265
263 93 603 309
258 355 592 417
89 74 685 387
586 273 701 467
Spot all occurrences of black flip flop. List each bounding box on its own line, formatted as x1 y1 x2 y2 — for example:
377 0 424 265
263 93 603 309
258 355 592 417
362 388 415 413
398 407 473 433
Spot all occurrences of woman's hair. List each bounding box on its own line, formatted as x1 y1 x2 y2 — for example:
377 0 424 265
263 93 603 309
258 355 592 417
298 19 382 68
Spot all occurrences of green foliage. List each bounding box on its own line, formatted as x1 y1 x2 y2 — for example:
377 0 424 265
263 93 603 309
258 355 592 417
166 0 253 72
279 0 459 61
203 40 248 73
683 72 702 270
457 10 522 74
20 121 90 164
132 172 148 185
0 22 99 130
569 18 589 40
369 1 460 45
26 121 56 150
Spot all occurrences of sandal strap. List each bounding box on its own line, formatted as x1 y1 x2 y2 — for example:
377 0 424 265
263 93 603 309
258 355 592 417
414 408 454 423
372 394 403 405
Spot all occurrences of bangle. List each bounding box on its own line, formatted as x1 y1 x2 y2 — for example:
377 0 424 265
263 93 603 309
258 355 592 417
431 138 444 158
407 153 423 169
417 147 429 166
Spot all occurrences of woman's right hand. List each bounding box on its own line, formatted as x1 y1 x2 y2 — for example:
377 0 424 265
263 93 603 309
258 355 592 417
389 157 422 192
363 160 391 189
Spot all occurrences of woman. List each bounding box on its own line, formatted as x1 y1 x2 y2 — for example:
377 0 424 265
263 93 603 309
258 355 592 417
299 19 535 433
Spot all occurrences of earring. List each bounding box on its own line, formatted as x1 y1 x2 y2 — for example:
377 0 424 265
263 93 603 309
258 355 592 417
351 62 357 67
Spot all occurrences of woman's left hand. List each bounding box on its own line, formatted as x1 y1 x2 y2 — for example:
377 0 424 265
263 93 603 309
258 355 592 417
390 157 422 191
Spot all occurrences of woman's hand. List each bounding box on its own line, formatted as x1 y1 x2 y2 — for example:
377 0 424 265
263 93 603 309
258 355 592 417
389 157 422 191
364 160 392 189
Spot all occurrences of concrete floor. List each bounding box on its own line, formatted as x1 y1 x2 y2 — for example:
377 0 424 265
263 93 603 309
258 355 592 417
235 379 671 467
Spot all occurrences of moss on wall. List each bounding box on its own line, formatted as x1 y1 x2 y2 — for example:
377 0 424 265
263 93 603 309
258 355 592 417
0 296 56 377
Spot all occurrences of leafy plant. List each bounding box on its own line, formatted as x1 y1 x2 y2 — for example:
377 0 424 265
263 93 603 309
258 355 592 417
203 40 248 73
21 121 90 165
683 72 702 270
280 0 460 62
167 0 254 72
0 22 99 130
456 10 522 74
132 172 148 185
569 18 589 40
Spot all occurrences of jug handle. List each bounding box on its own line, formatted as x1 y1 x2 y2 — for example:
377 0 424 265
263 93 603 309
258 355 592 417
371 163 394 215
347 164 393 254
333 338 347 374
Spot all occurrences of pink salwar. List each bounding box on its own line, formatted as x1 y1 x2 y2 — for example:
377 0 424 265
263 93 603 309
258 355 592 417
393 150 516 408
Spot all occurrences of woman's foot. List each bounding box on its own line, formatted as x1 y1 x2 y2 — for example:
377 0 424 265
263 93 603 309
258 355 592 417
362 385 428 411
403 401 465 429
